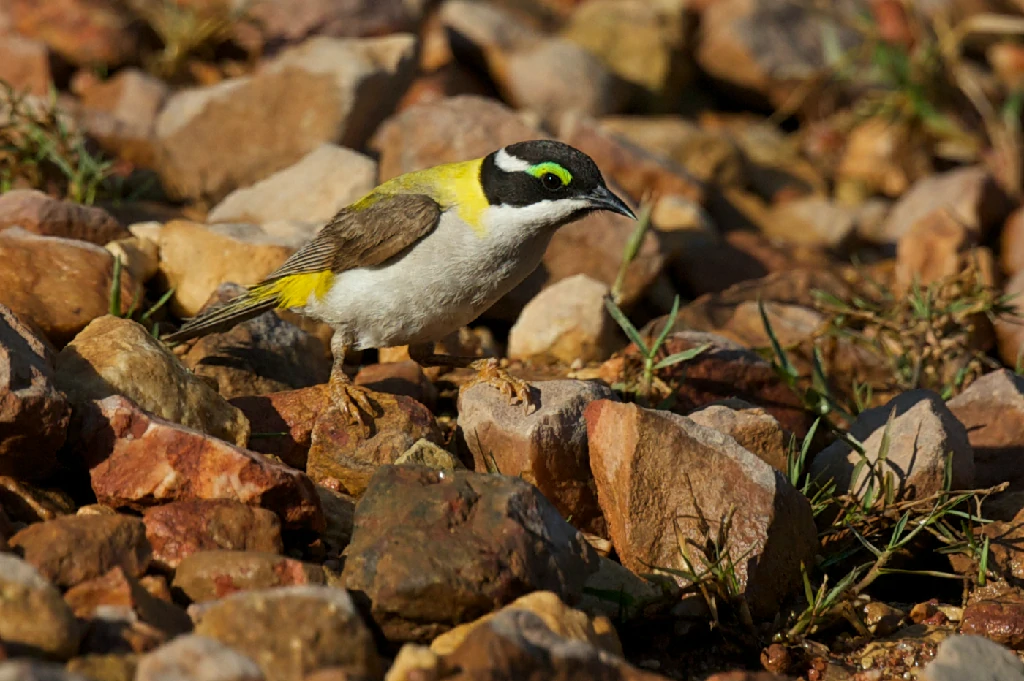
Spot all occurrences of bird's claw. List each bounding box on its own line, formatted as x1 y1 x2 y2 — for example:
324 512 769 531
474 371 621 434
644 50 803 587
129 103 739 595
462 358 536 414
328 379 379 435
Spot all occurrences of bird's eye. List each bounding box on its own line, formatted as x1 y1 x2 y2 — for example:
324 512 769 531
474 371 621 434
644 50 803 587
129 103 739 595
540 172 564 191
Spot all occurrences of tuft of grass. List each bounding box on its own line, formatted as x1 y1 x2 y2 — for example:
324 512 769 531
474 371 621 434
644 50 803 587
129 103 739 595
109 254 175 337
0 81 115 204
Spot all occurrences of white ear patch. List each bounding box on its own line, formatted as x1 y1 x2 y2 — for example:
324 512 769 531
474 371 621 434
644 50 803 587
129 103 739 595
494 148 531 173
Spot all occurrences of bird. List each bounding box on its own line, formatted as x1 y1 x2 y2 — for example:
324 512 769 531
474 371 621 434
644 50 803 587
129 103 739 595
163 139 636 425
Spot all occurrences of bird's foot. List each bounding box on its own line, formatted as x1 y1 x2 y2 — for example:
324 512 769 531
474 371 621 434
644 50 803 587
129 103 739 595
461 358 536 414
328 376 379 435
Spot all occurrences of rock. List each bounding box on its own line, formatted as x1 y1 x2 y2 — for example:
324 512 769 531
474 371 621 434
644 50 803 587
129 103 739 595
0 662 89 681
8 514 150 589
961 598 1024 650
354 361 438 411
507 274 621 365
173 551 325 603
836 117 933 198
230 385 331 470
697 0 862 107
579 556 672 622
156 36 417 202
77 396 324 532
761 195 858 249
63 566 192 654
723 118 827 201
341 465 598 643
0 229 136 346
156 220 297 317
430 591 620 657
65 656 136 681
306 392 444 497
394 439 463 471
559 115 704 206
135 635 264 681
871 166 1012 245
56 315 250 447
809 390 975 503
922 634 1024 681
315 486 355 554
1002 206 1024 276
0 477 74 525
72 68 168 168
105 236 160 285
371 95 663 312
179 283 331 399
585 400 818 619
142 500 283 571
688 401 792 474
0 553 81 660
561 0 691 111
894 209 977 295
948 370 1024 492
434 609 666 681
997 271 1024 368
193 586 382 681
0 303 69 480
457 380 614 534
208 145 377 226
246 0 429 46
7 0 137 66
0 35 51 96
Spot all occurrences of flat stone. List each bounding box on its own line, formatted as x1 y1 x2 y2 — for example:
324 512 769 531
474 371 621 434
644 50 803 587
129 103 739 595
585 400 818 619
193 586 381 681
172 550 325 603
8 513 150 588
0 303 69 480
0 553 81 660
76 396 324 533
56 315 250 447
341 465 598 643
457 379 614 534
142 500 283 571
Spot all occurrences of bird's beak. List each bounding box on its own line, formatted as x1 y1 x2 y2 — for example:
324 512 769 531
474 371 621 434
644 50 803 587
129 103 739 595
587 185 636 220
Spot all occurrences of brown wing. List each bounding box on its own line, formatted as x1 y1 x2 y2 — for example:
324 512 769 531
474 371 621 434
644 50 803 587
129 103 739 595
264 193 443 281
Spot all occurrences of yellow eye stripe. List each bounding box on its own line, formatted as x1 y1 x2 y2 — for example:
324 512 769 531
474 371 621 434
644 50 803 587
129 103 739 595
528 162 572 187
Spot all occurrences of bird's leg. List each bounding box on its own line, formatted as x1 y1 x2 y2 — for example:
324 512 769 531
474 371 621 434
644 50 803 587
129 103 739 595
408 343 535 412
328 334 378 429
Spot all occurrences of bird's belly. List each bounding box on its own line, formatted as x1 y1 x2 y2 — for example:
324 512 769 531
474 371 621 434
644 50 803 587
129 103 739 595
304 212 548 349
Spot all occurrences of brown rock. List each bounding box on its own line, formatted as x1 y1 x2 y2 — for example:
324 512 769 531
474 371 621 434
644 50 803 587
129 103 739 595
354 361 437 411
962 597 1024 650
809 390 975 503
142 500 283 571
761 195 858 249
72 68 168 168
688 400 792 474
63 566 191 654
7 0 137 66
0 35 51 96
315 485 355 555
9 514 150 589
0 662 92 680
0 190 128 246
156 36 417 202
0 553 81 660
172 550 325 603
341 465 598 643
135 634 263 681
180 283 331 399
457 380 614 534
77 395 324 532
0 477 74 525
56 315 250 447
837 117 932 198
193 586 382 681
894 209 978 295
0 229 136 346
0 303 69 480
948 370 1024 492
872 166 1012 245
65 655 137 681
997 270 1024 368
306 392 443 497
559 114 704 205
1002 206 1024 277
585 400 818 619
230 385 330 470
246 0 429 45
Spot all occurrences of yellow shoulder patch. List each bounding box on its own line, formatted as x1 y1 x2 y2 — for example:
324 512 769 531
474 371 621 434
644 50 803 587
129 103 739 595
258 271 335 308
369 158 490 237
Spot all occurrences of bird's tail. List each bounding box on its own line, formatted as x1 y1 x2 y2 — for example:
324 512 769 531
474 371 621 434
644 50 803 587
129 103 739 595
162 283 279 344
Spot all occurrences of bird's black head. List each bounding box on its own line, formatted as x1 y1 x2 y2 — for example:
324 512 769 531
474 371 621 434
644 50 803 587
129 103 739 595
479 140 635 224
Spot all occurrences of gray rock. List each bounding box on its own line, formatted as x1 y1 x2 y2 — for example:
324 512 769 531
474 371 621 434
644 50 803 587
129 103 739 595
922 634 1024 681
0 663 88 681
136 635 264 681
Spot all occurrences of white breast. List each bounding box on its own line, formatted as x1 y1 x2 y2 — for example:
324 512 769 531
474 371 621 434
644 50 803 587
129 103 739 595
302 207 557 350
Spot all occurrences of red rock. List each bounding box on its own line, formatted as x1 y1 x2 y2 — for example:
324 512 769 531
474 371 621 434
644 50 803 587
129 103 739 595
77 395 324 532
9 513 151 588
8 0 138 67
231 385 329 470
142 499 283 571
962 598 1024 650
172 550 325 603
0 303 69 480
585 399 818 619
355 360 438 411
948 370 1024 492
0 190 128 246
306 391 444 497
